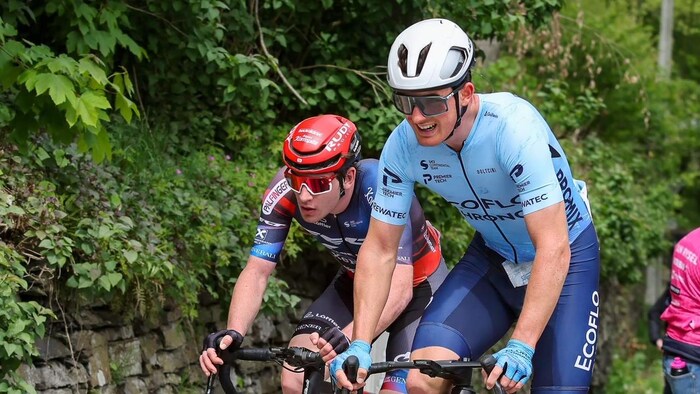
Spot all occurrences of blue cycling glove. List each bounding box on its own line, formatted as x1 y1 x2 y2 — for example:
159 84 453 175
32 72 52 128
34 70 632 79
493 339 535 384
329 340 372 384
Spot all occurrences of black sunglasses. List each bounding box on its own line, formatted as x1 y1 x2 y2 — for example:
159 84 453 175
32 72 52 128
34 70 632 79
392 88 459 117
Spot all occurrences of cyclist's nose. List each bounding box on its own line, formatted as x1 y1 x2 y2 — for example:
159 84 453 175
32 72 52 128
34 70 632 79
297 185 314 201
409 105 427 122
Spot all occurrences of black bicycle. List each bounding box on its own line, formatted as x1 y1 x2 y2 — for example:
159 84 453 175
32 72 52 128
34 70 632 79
206 345 505 394
336 354 505 394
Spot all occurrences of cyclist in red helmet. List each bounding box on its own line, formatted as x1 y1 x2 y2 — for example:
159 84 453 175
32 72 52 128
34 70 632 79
200 114 447 394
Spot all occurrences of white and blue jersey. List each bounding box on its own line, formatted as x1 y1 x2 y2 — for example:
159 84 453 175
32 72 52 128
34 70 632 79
373 92 592 263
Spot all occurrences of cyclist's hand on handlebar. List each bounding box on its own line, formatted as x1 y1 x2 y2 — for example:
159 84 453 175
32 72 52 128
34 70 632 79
329 340 371 391
199 329 244 377
309 326 350 363
488 339 534 394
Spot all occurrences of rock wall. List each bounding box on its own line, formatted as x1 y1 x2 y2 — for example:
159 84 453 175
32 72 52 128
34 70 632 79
18 296 312 394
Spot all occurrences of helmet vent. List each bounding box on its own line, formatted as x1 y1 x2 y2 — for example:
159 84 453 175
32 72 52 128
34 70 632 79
416 43 432 76
440 47 467 79
397 44 408 77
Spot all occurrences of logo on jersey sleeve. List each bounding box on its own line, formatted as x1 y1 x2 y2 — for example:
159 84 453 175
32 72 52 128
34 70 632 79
262 179 290 215
382 168 402 186
509 164 524 181
556 169 584 230
256 229 268 240
364 187 374 204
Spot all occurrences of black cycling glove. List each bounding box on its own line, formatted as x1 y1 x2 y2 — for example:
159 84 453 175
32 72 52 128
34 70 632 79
202 329 244 363
319 326 350 355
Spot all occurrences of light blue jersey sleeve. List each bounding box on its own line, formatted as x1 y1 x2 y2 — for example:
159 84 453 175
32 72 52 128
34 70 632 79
371 128 416 226
496 102 564 215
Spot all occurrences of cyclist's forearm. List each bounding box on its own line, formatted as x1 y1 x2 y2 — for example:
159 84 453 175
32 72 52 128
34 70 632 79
511 245 570 347
227 263 273 335
373 266 412 335
352 251 396 343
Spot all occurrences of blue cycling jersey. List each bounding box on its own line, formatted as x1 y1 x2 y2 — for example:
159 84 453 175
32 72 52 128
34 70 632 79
373 92 592 263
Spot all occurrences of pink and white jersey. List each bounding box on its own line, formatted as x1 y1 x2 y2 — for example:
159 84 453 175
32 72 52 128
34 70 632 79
661 227 700 346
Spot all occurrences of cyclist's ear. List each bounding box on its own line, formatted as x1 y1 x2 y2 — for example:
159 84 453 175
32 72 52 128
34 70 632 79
341 167 356 189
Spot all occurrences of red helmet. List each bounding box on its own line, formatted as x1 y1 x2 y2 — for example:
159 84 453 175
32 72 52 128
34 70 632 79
282 114 362 175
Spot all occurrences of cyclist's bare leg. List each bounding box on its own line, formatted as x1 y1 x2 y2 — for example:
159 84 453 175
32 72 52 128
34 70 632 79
281 333 316 394
406 346 458 394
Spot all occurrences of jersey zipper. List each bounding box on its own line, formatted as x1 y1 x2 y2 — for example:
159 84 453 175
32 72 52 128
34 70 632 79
454 149 520 263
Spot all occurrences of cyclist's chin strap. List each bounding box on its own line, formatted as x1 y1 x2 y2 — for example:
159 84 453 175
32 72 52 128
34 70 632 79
442 93 468 143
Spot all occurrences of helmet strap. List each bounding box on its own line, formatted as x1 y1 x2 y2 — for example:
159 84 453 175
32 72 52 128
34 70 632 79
443 93 468 142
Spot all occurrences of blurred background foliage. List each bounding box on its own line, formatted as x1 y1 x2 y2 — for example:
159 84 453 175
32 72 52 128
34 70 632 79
0 0 698 391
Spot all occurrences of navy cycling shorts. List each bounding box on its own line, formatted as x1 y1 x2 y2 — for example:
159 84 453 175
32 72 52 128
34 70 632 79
295 261 448 392
412 223 600 393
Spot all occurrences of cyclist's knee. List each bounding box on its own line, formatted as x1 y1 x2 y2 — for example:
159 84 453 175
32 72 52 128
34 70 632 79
280 367 303 394
406 369 445 393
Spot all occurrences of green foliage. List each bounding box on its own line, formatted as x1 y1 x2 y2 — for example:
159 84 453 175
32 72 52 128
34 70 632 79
565 139 676 283
0 16 139 162
605 344 665 394
0 243 53 393
480 0 700 282
0 128 273 321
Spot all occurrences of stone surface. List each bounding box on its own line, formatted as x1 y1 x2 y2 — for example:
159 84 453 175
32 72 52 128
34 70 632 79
86 343 111 387
101 325 134 342
161 322 186 350
69 330 107 357
36 336 72 361
139 332 162 371
33 361 88 390
250 315 275 343
26 300 336 394
123 377 147 394
156 347 188 373
108 339 142 377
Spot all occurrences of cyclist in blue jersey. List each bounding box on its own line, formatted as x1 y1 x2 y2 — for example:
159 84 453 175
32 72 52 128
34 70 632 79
199 114 447 394
331 19 600 394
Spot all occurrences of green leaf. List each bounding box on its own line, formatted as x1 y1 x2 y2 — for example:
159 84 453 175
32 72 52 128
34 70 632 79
72 91 110 127
33 73 76 106
78 57 108 83
115 93 135 123
97 225 111 239
53 149 69 168
123 250 138 263
92 128 112 163
107 272 122 286
78 276 93 289
36 147 50 161
81 91 111 110
38 239 54 249
98 275 112 291
46 55 77 74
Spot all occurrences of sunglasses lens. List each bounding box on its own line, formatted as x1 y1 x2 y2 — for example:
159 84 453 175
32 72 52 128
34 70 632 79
392 94 414 115
285 172 334 195
393 93 451 117
416 96 449 116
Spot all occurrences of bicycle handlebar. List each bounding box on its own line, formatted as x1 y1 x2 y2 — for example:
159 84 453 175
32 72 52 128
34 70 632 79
339 354 505 394
209 347 504 394
208 346 325 394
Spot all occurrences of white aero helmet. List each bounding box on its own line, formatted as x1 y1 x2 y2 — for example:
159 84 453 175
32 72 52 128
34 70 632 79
387 18 474 92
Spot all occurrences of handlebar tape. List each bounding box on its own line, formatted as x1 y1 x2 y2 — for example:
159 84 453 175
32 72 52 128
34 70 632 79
231 348 273 361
